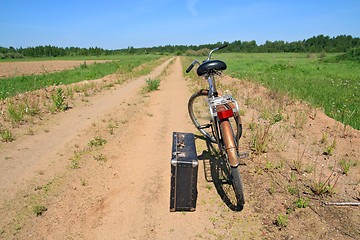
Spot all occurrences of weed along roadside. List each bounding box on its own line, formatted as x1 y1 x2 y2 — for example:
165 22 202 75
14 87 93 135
182 55 360 239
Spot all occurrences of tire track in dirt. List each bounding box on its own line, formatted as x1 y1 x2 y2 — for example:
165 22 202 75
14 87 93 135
0 58 173 201
82 57 214 239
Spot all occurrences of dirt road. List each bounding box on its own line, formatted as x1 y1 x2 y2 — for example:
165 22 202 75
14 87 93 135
81 57 215 239
1 57 359 239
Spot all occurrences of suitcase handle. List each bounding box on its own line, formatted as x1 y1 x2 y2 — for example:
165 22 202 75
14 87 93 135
171 159 198 167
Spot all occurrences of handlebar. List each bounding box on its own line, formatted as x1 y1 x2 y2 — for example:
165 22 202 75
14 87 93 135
186 61 199 73
186 44 228 73
217 43 228 50
207 43 227 61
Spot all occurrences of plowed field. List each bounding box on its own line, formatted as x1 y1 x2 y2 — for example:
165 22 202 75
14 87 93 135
0 60 111 78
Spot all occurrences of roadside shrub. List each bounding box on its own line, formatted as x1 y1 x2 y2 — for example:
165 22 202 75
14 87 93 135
5 53 15 59
185 48 211 57
185 49 197 56
196 48 211 56
14 53 24 59
267 63 294 72
330 47 360 62
318 51 327 59
80 61 88 69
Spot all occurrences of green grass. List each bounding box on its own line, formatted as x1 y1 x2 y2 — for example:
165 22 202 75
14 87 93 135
32 205 47 216
0 55 160 100
218 52 360 130
141 78 160 93
1 129 15 142
88 137 107 147
275 213 288 229
339 158 352 175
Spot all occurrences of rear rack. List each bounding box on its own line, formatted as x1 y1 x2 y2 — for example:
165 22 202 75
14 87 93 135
206 94 240 122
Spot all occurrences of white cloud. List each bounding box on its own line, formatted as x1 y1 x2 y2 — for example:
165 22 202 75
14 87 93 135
187 0 200 16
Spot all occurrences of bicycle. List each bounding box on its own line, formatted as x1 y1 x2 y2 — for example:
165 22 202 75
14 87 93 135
186 44 248 207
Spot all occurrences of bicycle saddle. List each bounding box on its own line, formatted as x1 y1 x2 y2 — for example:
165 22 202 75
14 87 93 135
197 60 227 76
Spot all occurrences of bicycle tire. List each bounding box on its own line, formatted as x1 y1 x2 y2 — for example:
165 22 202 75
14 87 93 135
218 118 245 206
188 90 217 143
230 165 245 206
217 154 245 207
188 90 242 143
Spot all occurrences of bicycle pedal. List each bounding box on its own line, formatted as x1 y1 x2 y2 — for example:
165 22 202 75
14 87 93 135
199 124 212 129
238 151 249 159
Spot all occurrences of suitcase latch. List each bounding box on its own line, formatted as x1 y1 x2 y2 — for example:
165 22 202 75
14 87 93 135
177 134 185 148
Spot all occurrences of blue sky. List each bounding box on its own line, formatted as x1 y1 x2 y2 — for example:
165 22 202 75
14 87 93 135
1 0 359 49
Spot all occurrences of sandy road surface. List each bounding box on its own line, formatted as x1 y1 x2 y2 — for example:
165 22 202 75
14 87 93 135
0 60 111 78
82 57 214 239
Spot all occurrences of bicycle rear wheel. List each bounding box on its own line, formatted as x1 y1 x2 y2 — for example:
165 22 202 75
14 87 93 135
218 119 245 206
230 165 245 206
188 90 242 143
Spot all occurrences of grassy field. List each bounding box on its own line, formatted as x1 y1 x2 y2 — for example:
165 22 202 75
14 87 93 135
0 55 161 100
216 52 360 130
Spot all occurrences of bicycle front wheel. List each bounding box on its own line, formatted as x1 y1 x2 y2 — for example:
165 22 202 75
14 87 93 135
188 90 217 143
188 90 242 143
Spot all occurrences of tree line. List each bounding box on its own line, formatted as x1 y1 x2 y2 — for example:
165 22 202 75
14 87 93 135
1 34 359 59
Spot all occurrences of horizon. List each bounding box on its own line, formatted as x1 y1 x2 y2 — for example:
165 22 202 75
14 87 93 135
1 34 358 51
1 0 360 49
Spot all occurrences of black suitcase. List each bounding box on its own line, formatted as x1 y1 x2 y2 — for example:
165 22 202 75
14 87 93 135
170 132 198 212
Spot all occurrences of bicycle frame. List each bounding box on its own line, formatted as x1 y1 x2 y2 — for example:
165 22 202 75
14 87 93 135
199 47 241 167
204 78 241 167
187 44 246 206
